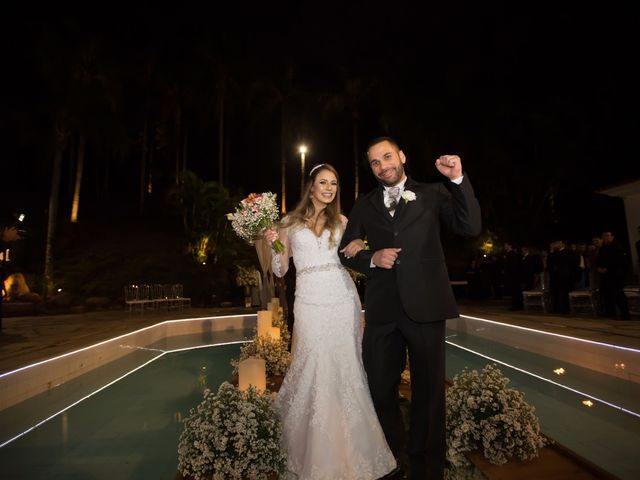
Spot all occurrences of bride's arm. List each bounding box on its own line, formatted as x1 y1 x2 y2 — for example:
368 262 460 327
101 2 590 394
264 226 291 277
339 215 366 258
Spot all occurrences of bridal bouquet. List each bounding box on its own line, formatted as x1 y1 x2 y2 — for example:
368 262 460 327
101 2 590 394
227 192 284 253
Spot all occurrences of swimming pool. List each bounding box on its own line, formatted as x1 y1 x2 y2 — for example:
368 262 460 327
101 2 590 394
446 315 640 480
0 343 242 479
0 313 638 479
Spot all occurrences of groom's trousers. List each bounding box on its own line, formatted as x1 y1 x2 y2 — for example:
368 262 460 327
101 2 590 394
363 305 446 480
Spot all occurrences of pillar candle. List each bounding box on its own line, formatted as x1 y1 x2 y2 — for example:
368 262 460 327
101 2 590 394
257 310 273 338
238 357 266 392
269 326 281 341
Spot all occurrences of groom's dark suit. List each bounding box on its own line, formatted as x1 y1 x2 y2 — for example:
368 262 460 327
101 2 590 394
340 176 481 479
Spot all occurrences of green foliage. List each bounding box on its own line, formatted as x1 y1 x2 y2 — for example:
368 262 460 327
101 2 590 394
169 170 243 264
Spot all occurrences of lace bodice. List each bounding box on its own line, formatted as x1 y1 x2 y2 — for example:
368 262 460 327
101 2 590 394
271 224 344 277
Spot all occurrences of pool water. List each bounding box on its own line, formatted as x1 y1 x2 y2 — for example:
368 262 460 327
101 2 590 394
0 344 241 480
1 321 639 479
446 329 640 480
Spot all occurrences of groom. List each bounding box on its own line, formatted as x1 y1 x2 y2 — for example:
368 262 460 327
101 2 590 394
339 137 481 479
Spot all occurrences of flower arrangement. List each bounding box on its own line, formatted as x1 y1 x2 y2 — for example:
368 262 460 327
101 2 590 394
446 364 546 467
231 334 291 377
177 382 287 480
271 309 291 346
235 265 259 287
227 192 284 253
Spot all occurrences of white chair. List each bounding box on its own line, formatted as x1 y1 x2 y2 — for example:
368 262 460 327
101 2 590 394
522 289 550 313
124 284 150 314
173 284 191 310
569 289 600 316
151 284 167 310
624 285 639 315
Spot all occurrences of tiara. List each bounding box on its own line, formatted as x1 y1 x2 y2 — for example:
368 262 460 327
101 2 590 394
309 163 326 177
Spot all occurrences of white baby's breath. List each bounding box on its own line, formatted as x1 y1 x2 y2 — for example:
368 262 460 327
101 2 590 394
446 364 546 468
231 333 291 377
177 382 287 479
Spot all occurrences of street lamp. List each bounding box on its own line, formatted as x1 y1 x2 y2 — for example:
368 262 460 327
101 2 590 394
299 145 307 195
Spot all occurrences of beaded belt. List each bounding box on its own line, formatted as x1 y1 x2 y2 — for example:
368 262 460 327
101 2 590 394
297 263 345 276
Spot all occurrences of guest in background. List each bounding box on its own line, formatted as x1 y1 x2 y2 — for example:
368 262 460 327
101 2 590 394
503 242 523 310
521 246 543 291
586 236 602 290
597 231 630 320
548 240 578 314
576 243 588 289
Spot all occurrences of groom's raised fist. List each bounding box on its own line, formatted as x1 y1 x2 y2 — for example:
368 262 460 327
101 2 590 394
372 248 402 269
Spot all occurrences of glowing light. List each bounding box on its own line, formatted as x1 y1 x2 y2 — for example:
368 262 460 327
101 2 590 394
553 368 565 375
0 339 250 448
582 400 594 407
460 314 640 353
615 363 626 370
57 288 62 292
299 145 307 154
445 338 640 419
480 240 494 254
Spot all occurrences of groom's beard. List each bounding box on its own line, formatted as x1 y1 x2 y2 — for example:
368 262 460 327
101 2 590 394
376 164 405 187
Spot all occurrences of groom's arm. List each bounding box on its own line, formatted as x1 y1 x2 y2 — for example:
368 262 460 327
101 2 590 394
439 176 482 237
339 199 374 274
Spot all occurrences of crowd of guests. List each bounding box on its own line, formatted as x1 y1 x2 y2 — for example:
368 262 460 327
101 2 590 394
465 230 635 320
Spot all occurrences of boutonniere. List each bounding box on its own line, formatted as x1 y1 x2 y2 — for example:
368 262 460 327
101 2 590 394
402 190 417 203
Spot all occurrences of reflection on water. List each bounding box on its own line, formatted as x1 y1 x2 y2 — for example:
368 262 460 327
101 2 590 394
0 344 241 480
1 324 638 479
446 329 640 480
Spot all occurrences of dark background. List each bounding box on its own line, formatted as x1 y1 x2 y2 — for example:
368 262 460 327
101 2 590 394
1 4 637 302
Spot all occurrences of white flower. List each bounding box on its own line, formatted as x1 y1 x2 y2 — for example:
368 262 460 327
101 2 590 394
445 364 546 469
402 190 417 203
177 382 287 479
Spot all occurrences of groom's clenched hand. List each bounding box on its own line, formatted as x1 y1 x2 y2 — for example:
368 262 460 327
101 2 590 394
435 154 463 180
372 248 402 269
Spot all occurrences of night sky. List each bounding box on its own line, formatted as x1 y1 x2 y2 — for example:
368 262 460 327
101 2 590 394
2 5 638 250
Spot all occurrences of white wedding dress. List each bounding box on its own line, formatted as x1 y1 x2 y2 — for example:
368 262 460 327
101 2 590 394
271 223 396 480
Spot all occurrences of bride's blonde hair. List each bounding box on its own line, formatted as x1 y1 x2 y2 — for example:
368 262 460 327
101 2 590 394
281 163 343 246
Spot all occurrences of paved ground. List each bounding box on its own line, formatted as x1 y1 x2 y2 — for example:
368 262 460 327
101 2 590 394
1 299 639 374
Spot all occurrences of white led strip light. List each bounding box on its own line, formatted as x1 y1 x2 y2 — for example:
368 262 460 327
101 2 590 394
0 336 250 449
450 314 640 418
2 312 638 448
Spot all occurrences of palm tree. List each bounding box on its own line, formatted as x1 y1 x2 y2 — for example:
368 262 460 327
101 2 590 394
201 39 242 188
43 125 68 297
321 73 374 200
249 64 307 213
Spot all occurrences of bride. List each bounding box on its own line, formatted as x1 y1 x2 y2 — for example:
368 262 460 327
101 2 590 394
263 163 397 479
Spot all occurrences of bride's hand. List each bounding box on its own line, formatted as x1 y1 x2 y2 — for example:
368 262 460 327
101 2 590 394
262 228 279 246
340 239 365 259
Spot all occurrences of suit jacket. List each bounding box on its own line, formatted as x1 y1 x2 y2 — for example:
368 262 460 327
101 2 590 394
339 176 481 323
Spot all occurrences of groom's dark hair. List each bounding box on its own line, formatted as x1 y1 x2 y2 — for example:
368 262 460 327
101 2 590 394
366 136 400 153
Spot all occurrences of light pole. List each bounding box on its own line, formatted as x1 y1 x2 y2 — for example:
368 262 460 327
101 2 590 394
299 145 307 195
